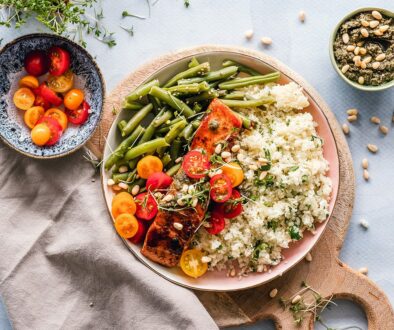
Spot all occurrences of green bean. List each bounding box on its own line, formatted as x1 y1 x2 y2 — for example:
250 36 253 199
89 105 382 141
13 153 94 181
232 111 252 129
192 120 201 129
188 57 200 68
169 138 182 167
152 110 173 127
218 72 280 90
165 120 187 143
162 153 172 167
112 172 129 183
156 126 171 134
125 138 169 160
129 178 146 192
149 86 195 118
122 103 153 137
125 80 159 102
158 117 183 129
185 89 219 103
192 102 204 113
166 163 181 176
177 66 238 84
165 81 210 95
163 62 210 88
122 101 144 111
223 91 245 100
180 123 195 140
128 158 139 170
118 120 127 133
148 94 162 114
222 60 261 76
138 109 165 144
104 126 145 170
220 96 275 108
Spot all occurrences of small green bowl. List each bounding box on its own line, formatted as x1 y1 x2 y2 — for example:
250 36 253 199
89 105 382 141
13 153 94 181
329 7 394 92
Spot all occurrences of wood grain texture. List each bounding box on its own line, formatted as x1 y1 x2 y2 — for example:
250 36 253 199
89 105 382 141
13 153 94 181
88 45 394 329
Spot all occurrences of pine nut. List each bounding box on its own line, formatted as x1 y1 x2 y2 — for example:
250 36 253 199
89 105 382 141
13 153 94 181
249 164 258 171
298 11 306 22
372 10 382 20
358 76 365 85
363 169 369 181
118 165 128 173
369 20 379 28
261 37 272 45
354 47 360 55
131 185 140 196
201 256 212 263
215 144 222 154
376 53 386 62
360 28 369 38
162 194 174 202
353 55 361 63
305 252 312 262
231 144 240 153
269 288 278 298
244 29 254 39
221 151 231 159
342 123 350 135
191 197 198 207
355 60 362 68
374 29 383 36
342 33 349 44
346 45 355 52
379 25 389 33
372 61 381 69
237 153 244 162
359 47 367 55
175 157 183 163
177 198 186 206
360 61 367 69
361 20 369 27
173 222 183 230
292 295 302 304
380 125 389 135
360 218 369 229
118 182 129 190
347 115 357 122
358 267 368 275
107 179 115 186
363 56 372 64
357 41 364 47
230 268 236 277
259 171 268 180
362 158 368 169
341 64 350 73
367 144 378 153
370 116 380 124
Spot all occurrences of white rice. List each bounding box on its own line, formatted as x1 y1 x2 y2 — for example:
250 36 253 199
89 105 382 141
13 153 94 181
193 82 332 274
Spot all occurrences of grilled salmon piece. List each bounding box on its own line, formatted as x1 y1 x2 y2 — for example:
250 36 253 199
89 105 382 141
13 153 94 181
141 99 242 267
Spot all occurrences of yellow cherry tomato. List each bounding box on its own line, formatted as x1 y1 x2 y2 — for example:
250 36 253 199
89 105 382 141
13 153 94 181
47 70 74 93
64 88 84 110
13 87 35 110
112 192 134 206
19 75 39 89
44 108 68 131
180 249 208 278
221 162 244 187
137 155 163 179
24 106 44 129
31 123 51 146
112 195 137 219
114 213 139 238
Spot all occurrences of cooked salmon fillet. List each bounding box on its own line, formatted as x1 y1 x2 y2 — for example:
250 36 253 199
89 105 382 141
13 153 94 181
141 99 242 267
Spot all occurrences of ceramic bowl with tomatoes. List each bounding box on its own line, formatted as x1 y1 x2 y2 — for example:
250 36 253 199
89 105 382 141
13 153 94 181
0 33 104 158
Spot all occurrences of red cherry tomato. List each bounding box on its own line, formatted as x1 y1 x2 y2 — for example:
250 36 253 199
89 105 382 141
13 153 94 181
209 174 232 203
182 150 210 179
206 211 225 235
128 219 147 244
135 193 158 221
33 93 51 110
48 46 70 76
36 116 62 146
215 190 243 219
24 50 49 77
38 83 63 106
146 172 173 191
66 101 90 125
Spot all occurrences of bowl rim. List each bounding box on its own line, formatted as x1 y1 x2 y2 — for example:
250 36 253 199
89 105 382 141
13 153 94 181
329 7 394 92
0 33 106 159
100 46 341 292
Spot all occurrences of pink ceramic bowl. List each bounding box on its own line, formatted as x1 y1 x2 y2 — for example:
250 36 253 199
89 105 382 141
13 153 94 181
101 48 339 291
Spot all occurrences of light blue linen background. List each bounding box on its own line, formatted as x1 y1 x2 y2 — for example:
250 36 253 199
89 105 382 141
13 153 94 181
1 0 393 329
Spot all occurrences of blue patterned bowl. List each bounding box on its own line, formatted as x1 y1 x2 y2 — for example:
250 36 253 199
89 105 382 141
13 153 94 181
0 33 105 158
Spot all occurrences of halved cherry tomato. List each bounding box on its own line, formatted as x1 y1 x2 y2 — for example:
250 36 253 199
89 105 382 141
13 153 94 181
180 249 208 278
47 70 74 93
13 87 35 110
33 93 51 110
24 50 49 77
19 75 39 89
31 123 51 146
137 156 163 179
39 83 63 106
24 106 44 129
36 116 62 146
111 194 137 219
128 219 147 244
114 213 139 239
182 150 210 179
65 100 90 125
112 192 134 206
221 162 244 187
215 190 243 219
209 174 232 203
206 211 226 235
48 46 70 76
135 193 158 221
64 88 84 110
44 108 68 131
146 172 173 191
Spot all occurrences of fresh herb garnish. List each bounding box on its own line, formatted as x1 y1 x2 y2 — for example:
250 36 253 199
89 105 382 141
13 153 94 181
289 226 301 240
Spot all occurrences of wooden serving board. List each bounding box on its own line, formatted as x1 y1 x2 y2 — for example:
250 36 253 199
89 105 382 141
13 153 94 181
87 45 394 329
